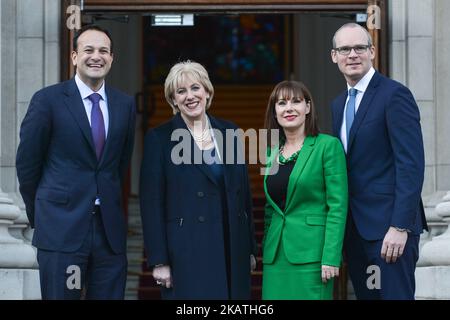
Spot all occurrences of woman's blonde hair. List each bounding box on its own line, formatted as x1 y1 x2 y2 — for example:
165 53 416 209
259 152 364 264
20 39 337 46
164 60 215 114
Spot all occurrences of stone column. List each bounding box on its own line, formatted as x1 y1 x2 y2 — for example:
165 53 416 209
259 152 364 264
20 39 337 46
418 192 450 265
0 0 43 299
0 189 39 299
8 195 38 268
390 0 437 198
387 0 450 300
8 194 29 241
409 0 435 196
0 191 36 267
416 191 450 299
436 0 450 191
417 191 448 266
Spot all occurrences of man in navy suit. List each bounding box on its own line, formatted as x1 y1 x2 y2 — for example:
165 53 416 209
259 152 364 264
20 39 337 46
330 23 427 299
16 25 136 299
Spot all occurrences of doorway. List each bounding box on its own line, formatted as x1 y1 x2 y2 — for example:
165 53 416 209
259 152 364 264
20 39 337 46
91 12 358 196
65 1 387 300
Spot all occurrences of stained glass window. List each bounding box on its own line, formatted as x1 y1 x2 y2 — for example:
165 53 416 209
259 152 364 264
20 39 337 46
143 15 286 84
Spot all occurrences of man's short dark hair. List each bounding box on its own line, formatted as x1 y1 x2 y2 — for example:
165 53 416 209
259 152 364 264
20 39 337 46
73 25 114 53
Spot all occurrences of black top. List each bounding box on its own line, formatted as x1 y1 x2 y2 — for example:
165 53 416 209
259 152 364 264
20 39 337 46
266 161 296 211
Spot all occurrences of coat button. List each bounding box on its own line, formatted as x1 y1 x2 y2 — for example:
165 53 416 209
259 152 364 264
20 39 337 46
197 191 204 197
198 216 205 222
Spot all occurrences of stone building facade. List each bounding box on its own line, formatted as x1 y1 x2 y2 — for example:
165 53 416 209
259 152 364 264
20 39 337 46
1 0 449 299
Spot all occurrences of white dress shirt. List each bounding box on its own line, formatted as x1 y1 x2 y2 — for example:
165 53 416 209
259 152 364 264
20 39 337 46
340 67 376 152
75 74 109 137
75 74 109 205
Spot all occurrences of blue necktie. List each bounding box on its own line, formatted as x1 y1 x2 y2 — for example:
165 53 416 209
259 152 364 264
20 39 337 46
88 93 105 160
346 88 358 143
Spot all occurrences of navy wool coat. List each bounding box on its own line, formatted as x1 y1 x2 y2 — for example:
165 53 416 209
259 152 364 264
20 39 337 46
140 113 257 299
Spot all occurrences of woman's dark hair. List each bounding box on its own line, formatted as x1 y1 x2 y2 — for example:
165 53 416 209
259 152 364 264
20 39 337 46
264 81 319 147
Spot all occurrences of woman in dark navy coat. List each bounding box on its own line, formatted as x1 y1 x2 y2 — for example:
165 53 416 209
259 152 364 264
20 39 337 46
140 60 257 299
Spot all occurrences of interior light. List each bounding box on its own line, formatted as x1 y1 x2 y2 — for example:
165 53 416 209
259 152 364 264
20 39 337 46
151 14 194 26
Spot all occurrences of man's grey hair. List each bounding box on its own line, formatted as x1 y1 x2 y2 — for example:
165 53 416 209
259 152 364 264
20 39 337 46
332 23 373 48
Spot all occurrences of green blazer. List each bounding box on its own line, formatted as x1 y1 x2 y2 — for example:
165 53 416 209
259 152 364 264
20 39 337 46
263 134 348 267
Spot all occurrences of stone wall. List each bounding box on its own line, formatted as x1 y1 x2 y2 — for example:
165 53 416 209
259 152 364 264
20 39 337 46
435 0 450 191
0 0 60 300
389 0 437 196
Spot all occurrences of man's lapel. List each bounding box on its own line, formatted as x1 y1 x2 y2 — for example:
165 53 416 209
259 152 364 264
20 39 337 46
347 72 381 152
63 79 96 158
100 86 119 165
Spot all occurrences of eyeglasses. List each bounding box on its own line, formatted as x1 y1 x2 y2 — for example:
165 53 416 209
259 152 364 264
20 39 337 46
333 45 371 55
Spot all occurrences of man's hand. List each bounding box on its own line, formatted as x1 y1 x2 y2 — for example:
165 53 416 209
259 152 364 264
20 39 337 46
153 265 172 288
381 227 408 263
321 265 339 283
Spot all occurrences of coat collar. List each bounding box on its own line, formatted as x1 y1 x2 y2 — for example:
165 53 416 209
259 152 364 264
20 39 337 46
171 113 230 187
263 145 284 217
264 135 317 216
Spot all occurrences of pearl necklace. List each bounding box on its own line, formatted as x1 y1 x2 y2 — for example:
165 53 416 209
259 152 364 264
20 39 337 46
187 119 211 142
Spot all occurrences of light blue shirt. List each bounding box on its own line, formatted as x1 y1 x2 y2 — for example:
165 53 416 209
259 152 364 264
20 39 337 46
340 67 376 152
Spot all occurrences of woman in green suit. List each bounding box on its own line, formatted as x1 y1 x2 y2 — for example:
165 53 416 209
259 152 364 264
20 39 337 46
262 81 348 300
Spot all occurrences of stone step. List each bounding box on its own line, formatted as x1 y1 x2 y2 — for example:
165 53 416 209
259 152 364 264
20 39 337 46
125 195 266 300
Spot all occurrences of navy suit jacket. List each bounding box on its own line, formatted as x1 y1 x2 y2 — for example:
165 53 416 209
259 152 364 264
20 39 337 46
140 113 257 299
331 71 427 240
16 78 136 254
